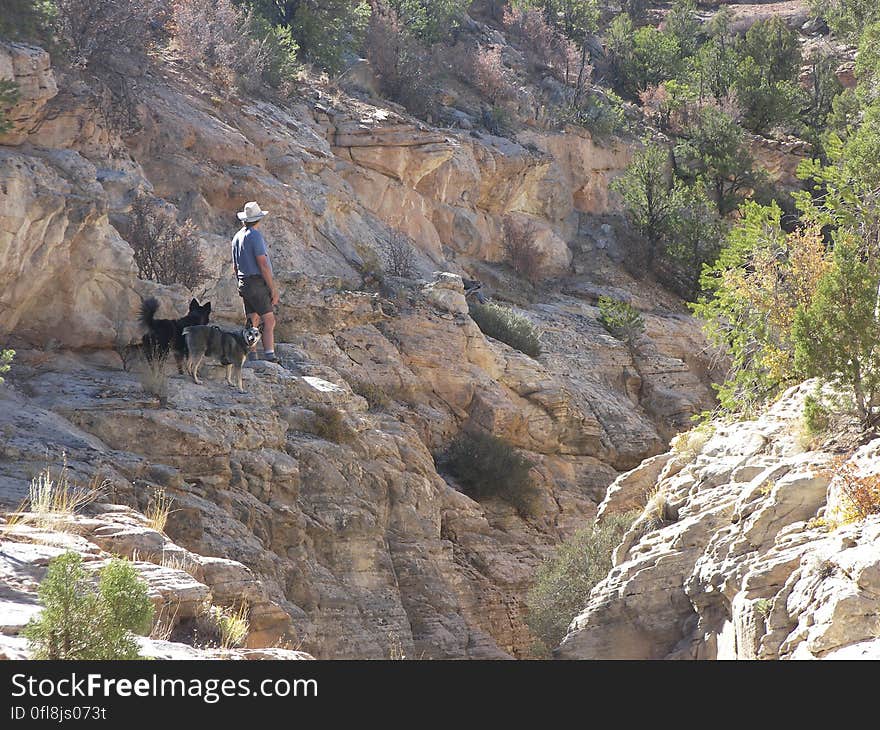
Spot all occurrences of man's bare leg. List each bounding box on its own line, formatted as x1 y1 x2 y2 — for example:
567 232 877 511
261 312 276 354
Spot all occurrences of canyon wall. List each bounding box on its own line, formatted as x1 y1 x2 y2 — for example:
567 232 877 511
0 39 718 658
557 383 880 660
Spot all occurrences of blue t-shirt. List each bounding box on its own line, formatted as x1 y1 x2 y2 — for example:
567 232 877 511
232 226 273 279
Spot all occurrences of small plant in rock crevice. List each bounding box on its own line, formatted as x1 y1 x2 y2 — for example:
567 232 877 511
640 486 670 530
145 487 174 534
803 393 831 436
444 430 541 518
213 603 250 650
502 216 546 284
0 348 14 384
524 511 638 655
669 422 715 462
597 296 645 350
350 380 392 411
469 302 542 358
382 230 418 278
5 460 103 531
828 460 880 525
754 597 774 619
312 406 355 443
137 344 170 407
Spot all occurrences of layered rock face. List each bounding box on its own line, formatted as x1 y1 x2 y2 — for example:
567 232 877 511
0 271 716 658
0 42 719 658
558 382 880 660
0 501 312 660
0 40 632 347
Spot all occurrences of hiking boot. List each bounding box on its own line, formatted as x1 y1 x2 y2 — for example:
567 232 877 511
262 354 281 364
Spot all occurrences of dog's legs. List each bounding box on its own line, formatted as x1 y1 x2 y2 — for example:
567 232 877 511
236 359 246 392
174 351 185 375
225 364 234 387
191 355 205 384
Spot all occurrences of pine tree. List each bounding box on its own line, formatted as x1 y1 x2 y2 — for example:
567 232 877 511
675 108 763 216
24 553 154 660
610 142 680 269
793 237 880 423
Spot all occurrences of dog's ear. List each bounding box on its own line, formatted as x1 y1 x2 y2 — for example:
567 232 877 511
189 298 199 309
204 302 212 313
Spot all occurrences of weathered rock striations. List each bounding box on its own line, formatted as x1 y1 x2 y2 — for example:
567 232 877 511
0 505 312 660
0 41 722 658
558 382 880 660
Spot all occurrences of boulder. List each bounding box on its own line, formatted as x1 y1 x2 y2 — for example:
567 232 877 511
0 42 57 146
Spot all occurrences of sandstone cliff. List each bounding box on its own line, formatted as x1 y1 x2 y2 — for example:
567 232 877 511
557 382 880 660
0 33 724 659
0 491 313 660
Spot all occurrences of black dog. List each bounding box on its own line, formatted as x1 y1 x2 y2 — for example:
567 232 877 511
139 297 212 373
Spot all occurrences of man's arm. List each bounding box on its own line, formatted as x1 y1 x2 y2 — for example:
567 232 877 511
256 254 279 305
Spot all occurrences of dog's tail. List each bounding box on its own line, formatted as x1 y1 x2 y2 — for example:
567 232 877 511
181 326 192 337
139 297 160 330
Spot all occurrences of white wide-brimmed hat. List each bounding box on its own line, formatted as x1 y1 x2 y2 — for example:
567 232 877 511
237 201 268 222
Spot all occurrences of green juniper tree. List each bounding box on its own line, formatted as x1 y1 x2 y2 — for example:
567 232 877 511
610 141 681 268
801 50 844 153
664 183 725 299
597 296 645 349
733 17 804 134
291 0 371 73
809 0 880 40
691 5 738 102
389 0 470 42
606 12 636 98
664 0 701 59
24 552 154 660
675 107 763 217
740 16 801 85
793 237 880 424
445 431 540 517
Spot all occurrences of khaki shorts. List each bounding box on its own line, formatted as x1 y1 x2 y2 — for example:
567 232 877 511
238 276 273 317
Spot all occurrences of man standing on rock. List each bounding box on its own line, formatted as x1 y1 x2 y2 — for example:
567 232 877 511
232 201 280 363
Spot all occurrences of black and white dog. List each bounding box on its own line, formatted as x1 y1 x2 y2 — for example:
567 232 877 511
181 324 261 391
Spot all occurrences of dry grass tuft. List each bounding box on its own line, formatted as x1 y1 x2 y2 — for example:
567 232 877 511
670 422 715 462
312 406 355 443
150 601 180 641
145 488 174 534
213 603 250 650
137 348 169 406
4 459 103 532
641 486 670 529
